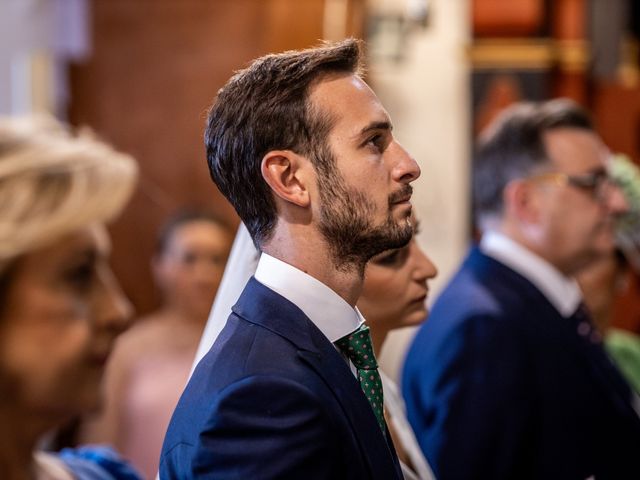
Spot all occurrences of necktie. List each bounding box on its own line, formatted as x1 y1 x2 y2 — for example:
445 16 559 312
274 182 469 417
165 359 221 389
335 324 386 432
571 303 636 405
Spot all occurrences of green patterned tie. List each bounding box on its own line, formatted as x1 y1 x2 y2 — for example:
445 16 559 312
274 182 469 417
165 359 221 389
335 324 385 433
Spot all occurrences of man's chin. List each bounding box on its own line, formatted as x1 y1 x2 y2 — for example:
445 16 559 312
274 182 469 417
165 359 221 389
386 208 412 229
391 204 412 221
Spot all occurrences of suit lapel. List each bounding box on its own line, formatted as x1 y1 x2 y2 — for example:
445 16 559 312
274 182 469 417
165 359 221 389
473 250 640 424
298 346 402 479
565 306 640 422
233 278 402 479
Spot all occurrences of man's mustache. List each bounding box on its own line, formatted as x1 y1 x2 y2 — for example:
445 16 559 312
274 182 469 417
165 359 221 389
388 185 413 205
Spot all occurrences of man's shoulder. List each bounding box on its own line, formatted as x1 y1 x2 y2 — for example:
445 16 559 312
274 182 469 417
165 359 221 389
409 249 557 359
161 313 377 479
159 373 341 479
162 316 337 450
435 248 549 316
192 313 313 391
232 276 313 330
179 301 345 416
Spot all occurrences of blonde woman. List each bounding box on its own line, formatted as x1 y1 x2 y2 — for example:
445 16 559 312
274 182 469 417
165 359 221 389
81 210 232 479
0 115 139 479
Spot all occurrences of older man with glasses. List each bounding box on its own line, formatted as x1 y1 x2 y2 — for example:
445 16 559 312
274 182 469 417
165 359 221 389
403 99 640 480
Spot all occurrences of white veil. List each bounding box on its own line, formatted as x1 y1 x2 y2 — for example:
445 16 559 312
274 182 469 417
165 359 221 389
190 222 260 374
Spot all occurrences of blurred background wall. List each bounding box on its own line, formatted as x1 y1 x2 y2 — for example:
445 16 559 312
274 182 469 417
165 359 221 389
3 0 640 380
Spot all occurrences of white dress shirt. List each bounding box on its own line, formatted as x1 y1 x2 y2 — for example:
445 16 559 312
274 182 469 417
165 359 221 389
381 372 435 480
255 253 364 343
191 223 364 378
480 230 582 317
481 231 640 418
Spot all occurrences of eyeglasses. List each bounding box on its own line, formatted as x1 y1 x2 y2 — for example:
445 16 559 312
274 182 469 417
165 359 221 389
527 169 617 202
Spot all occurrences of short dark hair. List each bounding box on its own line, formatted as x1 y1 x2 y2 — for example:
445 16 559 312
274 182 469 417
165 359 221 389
473 98 594 227
155 208 230 256
205 39 364 248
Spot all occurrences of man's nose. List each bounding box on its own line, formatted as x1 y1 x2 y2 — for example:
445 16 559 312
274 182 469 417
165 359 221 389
606 182 630 216
390 142 420 184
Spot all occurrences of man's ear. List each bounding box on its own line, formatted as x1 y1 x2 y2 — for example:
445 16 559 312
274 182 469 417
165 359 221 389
504 179 541 223
261 150 311 207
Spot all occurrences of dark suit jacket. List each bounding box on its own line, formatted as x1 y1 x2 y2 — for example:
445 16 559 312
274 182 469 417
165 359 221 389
402 247 640 480
160 277 401 479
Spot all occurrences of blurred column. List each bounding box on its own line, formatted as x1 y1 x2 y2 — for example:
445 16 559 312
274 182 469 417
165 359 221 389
369 0 471 380
551 0 589 103
590 0 626 81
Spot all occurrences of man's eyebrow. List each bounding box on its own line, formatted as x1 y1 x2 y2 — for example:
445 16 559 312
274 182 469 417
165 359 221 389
356 120 393 138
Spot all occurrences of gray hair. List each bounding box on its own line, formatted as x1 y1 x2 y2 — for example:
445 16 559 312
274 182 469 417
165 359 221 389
473 98 593 230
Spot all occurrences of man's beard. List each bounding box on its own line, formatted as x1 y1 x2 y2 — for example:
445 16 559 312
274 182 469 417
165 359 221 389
317 167 413 272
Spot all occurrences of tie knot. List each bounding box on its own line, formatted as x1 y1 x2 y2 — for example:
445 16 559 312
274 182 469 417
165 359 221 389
335 324 378 370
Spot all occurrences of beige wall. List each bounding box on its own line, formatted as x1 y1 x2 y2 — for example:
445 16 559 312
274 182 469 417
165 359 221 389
371 0 471 381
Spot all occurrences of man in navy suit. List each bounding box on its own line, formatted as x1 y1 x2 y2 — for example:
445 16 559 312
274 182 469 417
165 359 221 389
403 99 640 479
160 39 420 478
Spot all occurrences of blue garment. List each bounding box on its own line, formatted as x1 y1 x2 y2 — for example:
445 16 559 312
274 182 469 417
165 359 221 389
58 445 142 480
160 277 401 479
403 247 640 480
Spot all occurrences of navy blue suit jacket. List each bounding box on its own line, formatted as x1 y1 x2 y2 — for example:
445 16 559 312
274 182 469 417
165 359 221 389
403 247 640 480
160 277 401 479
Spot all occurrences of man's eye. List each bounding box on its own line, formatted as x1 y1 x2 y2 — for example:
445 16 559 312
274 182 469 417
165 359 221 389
366 134 384 151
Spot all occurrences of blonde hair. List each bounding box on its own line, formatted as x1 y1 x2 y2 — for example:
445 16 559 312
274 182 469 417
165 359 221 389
0 115 138 272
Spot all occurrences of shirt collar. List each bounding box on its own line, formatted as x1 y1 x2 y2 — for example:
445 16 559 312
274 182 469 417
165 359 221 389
254 253 363 342
480 231 582 317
